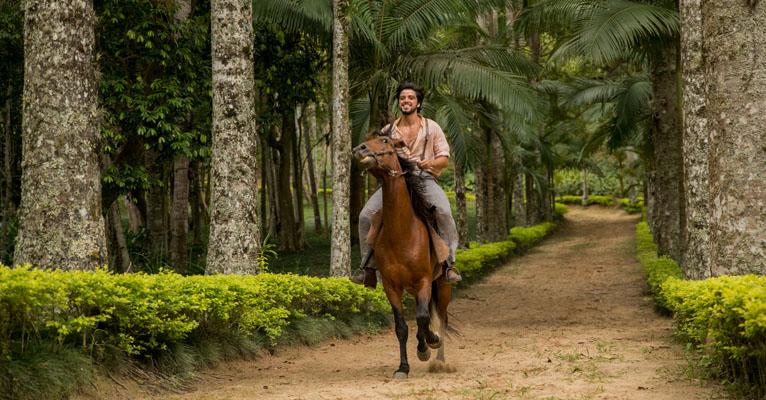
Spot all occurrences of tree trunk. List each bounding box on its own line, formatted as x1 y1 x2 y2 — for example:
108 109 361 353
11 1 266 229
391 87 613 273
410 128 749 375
170 155 190 273
303 102 323 233
474 161 487 242
512 170 526 226
291 110 306 248
581 168 589 206
330 0 352 276
207 0 260 274
649 42 684 263
109 200 131 272
454 163 469 248
266 142 279 240
14 0 107 269
680 0 711 278
488 135 508 241
703 1 766 275
277 111 298 251
525 173 541 225
1 88 15 264
322 138 329 238
124 197 142 233
145 150 167 264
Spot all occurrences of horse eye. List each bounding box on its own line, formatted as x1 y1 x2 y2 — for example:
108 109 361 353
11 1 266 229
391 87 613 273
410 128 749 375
382 138 388 143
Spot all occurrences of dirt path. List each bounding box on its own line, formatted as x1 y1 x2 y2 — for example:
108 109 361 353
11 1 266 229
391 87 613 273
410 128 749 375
96 207 725 399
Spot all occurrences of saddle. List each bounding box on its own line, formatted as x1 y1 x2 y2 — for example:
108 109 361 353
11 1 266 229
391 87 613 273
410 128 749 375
366 209 449 282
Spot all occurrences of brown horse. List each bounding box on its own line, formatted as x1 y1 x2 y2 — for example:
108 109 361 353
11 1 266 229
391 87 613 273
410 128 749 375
352 132 453 379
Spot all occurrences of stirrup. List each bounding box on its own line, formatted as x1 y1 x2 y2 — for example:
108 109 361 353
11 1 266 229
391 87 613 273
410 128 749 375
444 262 462 283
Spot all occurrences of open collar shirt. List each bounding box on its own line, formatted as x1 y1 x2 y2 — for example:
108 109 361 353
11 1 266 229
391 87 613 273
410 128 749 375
386 116 450 164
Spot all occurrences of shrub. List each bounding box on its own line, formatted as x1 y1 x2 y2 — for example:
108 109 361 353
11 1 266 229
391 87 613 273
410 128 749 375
635 221 766 394
509 222 556 250
0 266 390 398
554 203 568 220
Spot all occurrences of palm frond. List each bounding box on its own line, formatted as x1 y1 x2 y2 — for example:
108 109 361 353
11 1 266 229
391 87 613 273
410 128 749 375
385 0 471 49
563 78 624 108
551 0 678 65
253 0 332 38
516 0 599 35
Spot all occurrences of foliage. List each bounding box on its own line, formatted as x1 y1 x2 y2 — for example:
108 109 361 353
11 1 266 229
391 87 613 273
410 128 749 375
457 241 517 281
636 221 766 394
96 0 213 178
0 265 389 398
555 167 622 196
509 222 557 251
618 197 644 214
554 202 569 220
556 194 615 206
457 221 558 282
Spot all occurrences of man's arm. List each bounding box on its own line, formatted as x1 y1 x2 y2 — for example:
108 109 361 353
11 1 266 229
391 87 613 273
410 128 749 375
417 156 449 176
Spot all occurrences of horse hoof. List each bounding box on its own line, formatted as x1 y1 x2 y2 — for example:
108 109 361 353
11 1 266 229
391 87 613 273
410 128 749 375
427 333 442 349
393 371 408 379
417 347 431 361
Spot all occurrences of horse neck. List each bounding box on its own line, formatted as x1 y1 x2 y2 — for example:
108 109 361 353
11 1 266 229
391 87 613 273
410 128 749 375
379 174 419 236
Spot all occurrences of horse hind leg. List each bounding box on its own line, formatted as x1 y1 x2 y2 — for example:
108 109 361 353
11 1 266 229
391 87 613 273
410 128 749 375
429 281 456 373
415 285 442 351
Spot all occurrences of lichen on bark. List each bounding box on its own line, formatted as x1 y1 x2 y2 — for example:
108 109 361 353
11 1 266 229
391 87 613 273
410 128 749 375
702 0 766 275
14 0 107 270
680 0 711 278
206 0 261 275
330 0 351 277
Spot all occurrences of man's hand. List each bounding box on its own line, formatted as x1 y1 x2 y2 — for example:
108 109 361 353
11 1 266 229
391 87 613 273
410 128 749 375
417 156 449 176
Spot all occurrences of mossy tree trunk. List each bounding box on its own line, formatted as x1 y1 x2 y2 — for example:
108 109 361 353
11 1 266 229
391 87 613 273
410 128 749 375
206 0 260 274
330 0 351 277
703 0 766 275
680 0 711 278
14 0 107 270
648 42 684 264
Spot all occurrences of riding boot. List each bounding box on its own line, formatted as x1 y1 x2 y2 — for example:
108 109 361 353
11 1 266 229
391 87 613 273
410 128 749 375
350 267 377 288
444 260 462 283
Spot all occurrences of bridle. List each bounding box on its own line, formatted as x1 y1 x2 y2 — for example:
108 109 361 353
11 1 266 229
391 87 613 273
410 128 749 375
364 147 407 178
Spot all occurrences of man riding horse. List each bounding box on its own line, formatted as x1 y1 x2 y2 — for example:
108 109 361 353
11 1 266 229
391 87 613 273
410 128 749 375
351 82 462 286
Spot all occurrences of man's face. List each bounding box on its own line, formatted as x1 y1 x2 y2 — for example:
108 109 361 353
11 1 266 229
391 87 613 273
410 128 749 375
398 89 420 116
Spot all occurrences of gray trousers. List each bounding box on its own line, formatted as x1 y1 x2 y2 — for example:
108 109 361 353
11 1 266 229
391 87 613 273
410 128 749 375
358 177 458 269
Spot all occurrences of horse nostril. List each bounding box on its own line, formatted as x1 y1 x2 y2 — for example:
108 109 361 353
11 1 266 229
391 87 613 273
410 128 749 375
360 144 367 150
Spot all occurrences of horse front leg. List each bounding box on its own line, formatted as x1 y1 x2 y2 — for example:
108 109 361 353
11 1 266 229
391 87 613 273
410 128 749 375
388 295 410 379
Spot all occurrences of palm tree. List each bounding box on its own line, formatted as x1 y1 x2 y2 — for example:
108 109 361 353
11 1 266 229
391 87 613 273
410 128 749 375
256 0 538 249
518 0 684 262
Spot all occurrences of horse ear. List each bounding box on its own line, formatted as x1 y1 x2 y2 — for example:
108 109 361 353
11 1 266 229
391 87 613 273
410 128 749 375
391 138 406 148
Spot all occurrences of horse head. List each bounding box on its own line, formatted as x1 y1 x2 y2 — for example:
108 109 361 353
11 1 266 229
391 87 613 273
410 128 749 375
352 132 407 178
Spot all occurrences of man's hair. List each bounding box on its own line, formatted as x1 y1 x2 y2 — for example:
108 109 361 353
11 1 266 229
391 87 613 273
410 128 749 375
395 82 424 112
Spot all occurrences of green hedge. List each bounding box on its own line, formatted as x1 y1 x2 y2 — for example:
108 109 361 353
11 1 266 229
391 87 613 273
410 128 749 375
0 267 389 354
636 222 766 393
457 221 558 282
0 218 561 398
0 267 389 398
556 195 616 206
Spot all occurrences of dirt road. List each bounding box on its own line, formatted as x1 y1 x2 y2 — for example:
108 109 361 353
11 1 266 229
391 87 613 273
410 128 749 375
93 207 725 399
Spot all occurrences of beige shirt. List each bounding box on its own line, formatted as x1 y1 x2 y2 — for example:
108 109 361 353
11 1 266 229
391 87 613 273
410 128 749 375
384 116 450 164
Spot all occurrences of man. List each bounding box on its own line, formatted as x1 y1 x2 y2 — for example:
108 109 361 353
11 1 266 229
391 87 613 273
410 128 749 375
351 82 462 286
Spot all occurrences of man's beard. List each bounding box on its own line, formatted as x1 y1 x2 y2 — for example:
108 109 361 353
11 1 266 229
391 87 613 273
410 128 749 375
400 107 416 115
